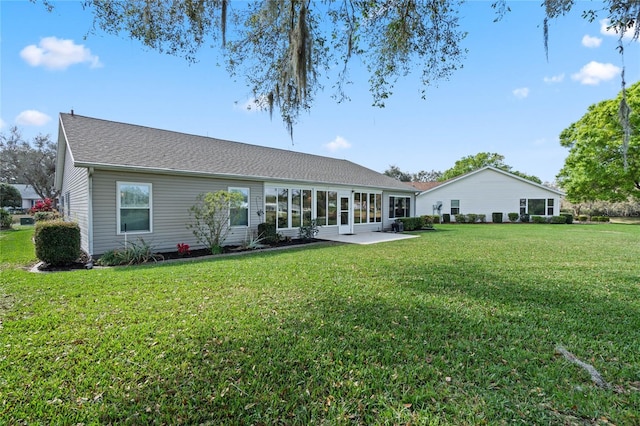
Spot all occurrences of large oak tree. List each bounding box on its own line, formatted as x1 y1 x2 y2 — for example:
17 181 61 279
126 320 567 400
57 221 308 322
0 127 60 201
34 0 640 137
557 81 639 202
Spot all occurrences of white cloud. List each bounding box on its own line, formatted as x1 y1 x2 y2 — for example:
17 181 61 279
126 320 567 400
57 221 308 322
324 136 351 152
571 61 620 85
543 74 565 84
581 34 602 48
20 36 102 70
15 110 51 126
512 87 529 99
600 19 638 41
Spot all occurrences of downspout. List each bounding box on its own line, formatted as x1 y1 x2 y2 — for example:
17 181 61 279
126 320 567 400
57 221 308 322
88 167 94 257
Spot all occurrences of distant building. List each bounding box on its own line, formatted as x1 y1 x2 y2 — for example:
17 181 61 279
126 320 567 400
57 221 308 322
11 184 43 211
412 166 565 221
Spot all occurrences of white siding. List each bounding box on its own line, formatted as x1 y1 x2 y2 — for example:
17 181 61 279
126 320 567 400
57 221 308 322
60 144 90 253
416 168 562 222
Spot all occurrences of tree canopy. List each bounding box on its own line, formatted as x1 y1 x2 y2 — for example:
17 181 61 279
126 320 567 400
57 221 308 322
383 165 442 182
0 183 22 209
557 81 639 203
0 127 60 201
34 0 639 137
440 152 542 183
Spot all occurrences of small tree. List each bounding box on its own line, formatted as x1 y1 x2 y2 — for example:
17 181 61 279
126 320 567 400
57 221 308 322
187 191 244 254
0 183 22 209
1 127 60 202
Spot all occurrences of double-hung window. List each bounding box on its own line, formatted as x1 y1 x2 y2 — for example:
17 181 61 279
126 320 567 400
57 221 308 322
229 187 249 227
117 182 152 234
451 200 460 215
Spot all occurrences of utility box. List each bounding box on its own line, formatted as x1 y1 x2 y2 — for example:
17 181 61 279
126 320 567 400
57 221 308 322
20 217 34 225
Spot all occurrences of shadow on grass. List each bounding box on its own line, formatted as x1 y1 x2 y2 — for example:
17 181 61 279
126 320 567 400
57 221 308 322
89 262 639 424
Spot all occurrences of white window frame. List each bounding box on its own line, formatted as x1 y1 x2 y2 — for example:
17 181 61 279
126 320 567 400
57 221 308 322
117 182 152 235
389 195 411 219
229 187 250 227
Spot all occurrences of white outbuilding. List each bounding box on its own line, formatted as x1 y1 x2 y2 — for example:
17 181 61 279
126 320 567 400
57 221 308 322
413 166 564 222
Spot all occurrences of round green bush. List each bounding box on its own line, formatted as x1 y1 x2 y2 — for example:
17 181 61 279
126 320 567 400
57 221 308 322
559 213 573 224
34 220 81 265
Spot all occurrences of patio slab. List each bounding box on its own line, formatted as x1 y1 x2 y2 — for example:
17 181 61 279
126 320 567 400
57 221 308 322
317 231 418 245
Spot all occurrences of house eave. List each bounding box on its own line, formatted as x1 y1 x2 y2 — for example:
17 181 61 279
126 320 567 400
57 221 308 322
417 166 565 197
73 161 415 192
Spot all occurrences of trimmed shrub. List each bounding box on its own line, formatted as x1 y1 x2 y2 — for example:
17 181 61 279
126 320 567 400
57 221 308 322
549 215 567 224
0 209 12 229
578 215 588 222
420 215 436 228
508 213 519 223
258 222 280 245
477 214 486 223
420 215 434 228
442 213 451 223
397 218 410 230
531 216 547 224
454 214 466 223
34 220 80 265
559 213 573 224
397 217 425 231
520 214 530 223
34 211 60 222
492 212 503 223
466 213 478 223
592 216 610 222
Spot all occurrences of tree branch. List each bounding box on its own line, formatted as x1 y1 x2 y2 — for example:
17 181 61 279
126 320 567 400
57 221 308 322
555 345 611 390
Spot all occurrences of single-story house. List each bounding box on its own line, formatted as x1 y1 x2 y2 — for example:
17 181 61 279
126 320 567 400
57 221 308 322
411 166 564 221
11 184 43 211
54 113 416 257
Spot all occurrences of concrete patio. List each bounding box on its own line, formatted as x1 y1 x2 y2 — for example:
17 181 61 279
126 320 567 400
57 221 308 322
317 231 419 245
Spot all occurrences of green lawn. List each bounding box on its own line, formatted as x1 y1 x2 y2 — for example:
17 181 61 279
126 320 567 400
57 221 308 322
1 224 639 425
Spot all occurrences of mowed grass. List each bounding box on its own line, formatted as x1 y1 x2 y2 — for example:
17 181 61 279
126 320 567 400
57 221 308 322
1 224 639 425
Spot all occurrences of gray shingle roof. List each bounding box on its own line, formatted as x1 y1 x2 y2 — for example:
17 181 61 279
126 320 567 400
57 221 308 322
59 113 413 191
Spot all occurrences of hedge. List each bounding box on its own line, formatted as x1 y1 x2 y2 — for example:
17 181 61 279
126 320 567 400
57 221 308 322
34 220 81 265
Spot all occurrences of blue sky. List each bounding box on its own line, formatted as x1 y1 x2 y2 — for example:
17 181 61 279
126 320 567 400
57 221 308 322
1 1 638 184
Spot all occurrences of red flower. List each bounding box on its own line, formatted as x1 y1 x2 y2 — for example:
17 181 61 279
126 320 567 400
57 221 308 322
177 243 191 255
30 198 54 214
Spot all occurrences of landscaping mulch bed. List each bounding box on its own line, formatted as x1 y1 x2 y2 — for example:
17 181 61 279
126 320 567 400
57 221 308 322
35 239 322 272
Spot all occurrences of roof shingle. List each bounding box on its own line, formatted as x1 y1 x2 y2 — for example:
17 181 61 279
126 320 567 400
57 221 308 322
60 113 414 191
